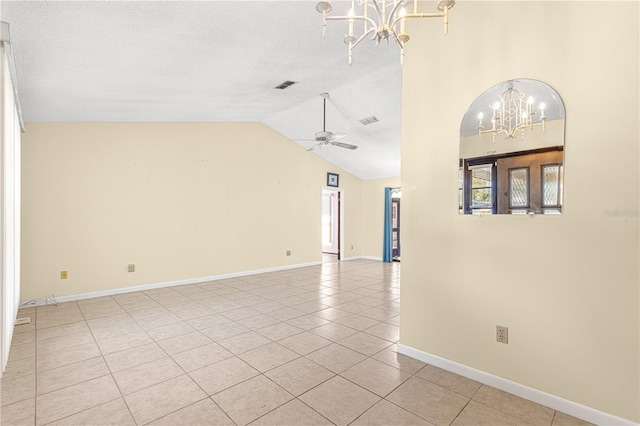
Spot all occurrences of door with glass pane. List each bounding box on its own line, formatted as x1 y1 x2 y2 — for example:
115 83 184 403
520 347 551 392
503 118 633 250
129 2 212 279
391 197 401 260
496 150 563 214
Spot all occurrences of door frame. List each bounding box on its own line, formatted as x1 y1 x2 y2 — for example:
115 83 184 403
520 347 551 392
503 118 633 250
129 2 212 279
321 187 345 261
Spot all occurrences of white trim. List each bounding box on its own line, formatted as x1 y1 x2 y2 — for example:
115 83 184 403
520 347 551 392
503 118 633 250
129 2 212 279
321 186 345 261
24 261 322 305
342 255 383 262
397 344 638 426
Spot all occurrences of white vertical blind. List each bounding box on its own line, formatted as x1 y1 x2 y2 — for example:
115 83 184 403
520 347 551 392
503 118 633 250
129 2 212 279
0 22 23 377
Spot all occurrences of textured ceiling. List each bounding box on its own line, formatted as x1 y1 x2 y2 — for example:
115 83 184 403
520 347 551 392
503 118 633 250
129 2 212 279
1 1 403 179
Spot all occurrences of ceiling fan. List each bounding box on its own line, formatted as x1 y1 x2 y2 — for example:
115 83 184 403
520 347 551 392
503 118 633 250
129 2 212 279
302 93 358 152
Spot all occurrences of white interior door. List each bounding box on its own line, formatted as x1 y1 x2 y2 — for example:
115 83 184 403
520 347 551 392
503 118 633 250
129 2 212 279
322 189 339 254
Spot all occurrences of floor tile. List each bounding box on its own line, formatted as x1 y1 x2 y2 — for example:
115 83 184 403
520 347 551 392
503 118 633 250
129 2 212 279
145 321 196 341
265 357 335 396
77 298 126 320
113 356 184 395
473 385 555 425
351 399 435 426
364 322 400 342
250 399 333 425
305 343 367 374
337 332 392 356
268 307 306 321
189 356 259 395
310 322 359 341
286 314 329 330
186 314 232 330
552 411 594 426
172 342 234 371
299 376 380 426
94 329 154 355
36 330 94 355
35 375 121 425
332 314 380 330
212 375 293 426
239 342 299 372
37 357 110 395
222 306 261 321
0 398 35 426
371 346 426 374
360 307 398 321
451 400 522 426
200 321 250 341
341 358 410 397
156 331 212 355
255 322 304 341
3 357 35 378
1 373 35 406
7 342 35 362
386 376 469 426
11 330 35 345
36 321 89 342
235 313 281 330
415 364 481 398
218 331 272 354
278 331 332 355
149 398 234 425
36 342 101 372
47 398 136 426
103 342 165 372
124 374 207 425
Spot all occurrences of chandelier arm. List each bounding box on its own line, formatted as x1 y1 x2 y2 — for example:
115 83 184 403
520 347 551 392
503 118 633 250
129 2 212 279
386 0 407 28
352 27 376 48
371 0 384 21
326 15 378 30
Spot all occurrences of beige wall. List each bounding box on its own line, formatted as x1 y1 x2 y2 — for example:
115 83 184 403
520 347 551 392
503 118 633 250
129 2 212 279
21 122 364 300
401 1 638 422
360 177 401 259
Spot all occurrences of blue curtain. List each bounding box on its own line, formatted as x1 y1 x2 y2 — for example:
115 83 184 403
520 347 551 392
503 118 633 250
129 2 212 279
383 187 393 262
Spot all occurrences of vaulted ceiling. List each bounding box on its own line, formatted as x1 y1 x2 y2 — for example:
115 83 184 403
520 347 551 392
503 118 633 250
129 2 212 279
2 1 402 179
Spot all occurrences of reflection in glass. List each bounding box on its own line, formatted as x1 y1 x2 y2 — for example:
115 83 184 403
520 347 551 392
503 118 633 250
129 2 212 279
470 165 492 209
542 165 564 207
509 168 529 208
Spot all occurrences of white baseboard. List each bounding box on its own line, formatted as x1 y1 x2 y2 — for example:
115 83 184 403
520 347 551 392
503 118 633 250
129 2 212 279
397 344 637 426
25 261 322 305
342 255 383 262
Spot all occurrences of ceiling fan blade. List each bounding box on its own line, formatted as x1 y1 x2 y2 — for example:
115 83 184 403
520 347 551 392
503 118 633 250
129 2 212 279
307 142 323 151
330 141 358 150
329 132 347 141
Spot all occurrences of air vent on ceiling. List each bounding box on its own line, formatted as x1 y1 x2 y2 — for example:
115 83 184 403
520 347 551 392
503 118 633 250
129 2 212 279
275 80 297 90
359 116 379 125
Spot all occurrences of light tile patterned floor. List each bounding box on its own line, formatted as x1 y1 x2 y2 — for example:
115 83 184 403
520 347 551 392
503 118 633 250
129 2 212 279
1 260 591 426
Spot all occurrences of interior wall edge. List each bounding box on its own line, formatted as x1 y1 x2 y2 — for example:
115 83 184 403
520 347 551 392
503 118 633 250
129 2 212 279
397 344 638 426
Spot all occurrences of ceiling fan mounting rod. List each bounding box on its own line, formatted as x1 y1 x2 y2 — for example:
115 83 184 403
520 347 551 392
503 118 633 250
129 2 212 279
321 92 329 132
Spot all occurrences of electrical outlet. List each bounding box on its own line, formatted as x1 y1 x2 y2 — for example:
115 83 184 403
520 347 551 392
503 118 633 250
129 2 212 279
60 271 68 279
286 250 291 256
496 325 509 344
128 264 135 273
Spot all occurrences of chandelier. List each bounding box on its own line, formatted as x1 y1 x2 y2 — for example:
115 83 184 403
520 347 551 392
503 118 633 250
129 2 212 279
478 81 547 143
316 0 455 65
